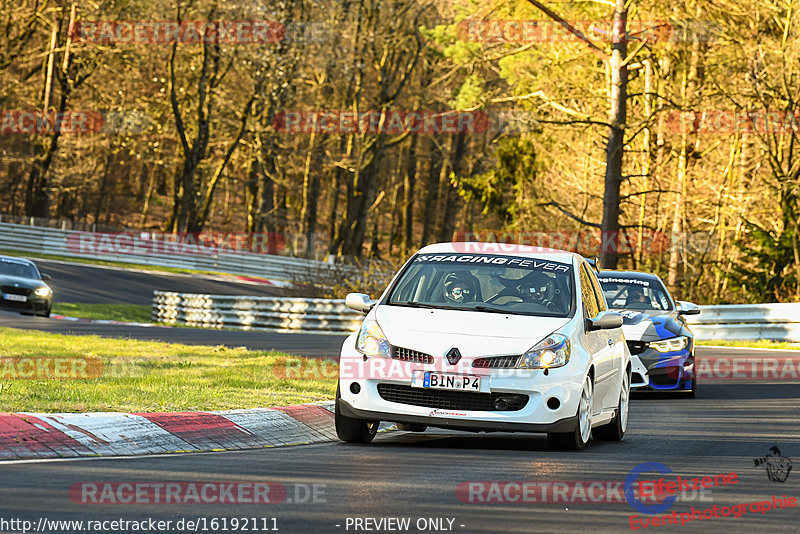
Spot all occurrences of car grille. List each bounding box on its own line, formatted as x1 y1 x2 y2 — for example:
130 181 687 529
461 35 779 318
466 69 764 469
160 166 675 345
392 347 434 364
472 355 521 369
627 341 647 355
1 286 31 296
377 384 528 412
648 366 681 386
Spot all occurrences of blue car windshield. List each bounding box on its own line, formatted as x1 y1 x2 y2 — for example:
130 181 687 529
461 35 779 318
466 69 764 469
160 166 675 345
598 276 672 311
387 253 574 317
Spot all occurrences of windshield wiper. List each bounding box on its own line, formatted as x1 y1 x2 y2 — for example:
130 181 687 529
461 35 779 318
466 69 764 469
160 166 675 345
392 301 481 312
468 305 529 315
392 301 442 309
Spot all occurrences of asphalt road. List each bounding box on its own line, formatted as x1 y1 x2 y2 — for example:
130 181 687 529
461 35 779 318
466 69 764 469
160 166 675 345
26 258 282 305
1 376 798 534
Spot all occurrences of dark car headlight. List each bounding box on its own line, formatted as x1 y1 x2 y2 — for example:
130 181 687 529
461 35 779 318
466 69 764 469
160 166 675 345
648 336 688 353
34 287 52 297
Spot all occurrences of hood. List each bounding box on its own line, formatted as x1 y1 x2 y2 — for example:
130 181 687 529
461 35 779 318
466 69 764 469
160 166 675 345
374 304 571 357
615 309 682 342
0 275 46 289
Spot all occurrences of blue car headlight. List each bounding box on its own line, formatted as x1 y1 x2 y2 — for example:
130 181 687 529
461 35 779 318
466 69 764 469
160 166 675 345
356 320 392 358
648 336 688 353
518 333 571 369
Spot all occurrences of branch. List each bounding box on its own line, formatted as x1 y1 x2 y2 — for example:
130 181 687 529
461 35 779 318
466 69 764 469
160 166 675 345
538 201 602 228
523 0 608 60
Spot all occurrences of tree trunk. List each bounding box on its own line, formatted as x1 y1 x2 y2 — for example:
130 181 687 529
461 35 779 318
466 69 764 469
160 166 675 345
402 135 417 256
598 0 628 269
420 137 442 246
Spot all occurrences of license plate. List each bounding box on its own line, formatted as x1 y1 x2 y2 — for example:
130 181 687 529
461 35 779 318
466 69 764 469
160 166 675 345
413 371 481 391
3 294 26 302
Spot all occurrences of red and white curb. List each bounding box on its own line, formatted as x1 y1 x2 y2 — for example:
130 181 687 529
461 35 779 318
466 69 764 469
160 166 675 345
0 401 341 460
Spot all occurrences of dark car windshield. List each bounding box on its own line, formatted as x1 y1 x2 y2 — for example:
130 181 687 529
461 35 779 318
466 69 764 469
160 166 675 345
597 275 672 311
387 253 574 317
0 259 39 279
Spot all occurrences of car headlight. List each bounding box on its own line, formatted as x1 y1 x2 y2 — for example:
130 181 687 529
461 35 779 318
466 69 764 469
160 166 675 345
34 287 51 297
648 336 688 353
518 333 570 369
356 320 392 358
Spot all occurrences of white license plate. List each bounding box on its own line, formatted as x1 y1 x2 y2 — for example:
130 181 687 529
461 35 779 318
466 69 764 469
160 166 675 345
3 294 27 302
413 371 481 391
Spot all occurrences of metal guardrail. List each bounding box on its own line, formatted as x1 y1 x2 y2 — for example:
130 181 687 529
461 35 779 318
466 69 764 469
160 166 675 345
153 291 363 334
685 303 800 342
153 292 800 341
0 221 338 282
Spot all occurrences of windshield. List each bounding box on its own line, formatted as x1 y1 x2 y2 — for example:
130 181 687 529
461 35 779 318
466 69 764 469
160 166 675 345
597 275 672 311
387 253 574 317
0 259 39 279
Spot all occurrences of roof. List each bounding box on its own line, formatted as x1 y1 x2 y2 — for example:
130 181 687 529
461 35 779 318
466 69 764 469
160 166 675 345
598 270 664 282
0 255 35 266
417 242 580 263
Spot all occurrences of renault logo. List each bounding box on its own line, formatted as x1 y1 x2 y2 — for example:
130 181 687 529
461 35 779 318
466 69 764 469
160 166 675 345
446 348 462 365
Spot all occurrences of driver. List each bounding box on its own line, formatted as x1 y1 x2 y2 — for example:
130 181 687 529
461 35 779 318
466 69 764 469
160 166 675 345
517 271 550 304
626 286 649 306
443 271 479 304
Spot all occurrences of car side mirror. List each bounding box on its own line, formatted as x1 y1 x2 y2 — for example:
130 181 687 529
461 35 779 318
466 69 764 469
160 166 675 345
676 300 701 315
586 311 623 331
41 273 52 281
345 293 374 313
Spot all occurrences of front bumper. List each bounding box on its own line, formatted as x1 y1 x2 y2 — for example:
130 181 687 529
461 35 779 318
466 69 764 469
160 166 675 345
338 342 588 434
629 346 694 391
0 295 50 314
338 398 578 433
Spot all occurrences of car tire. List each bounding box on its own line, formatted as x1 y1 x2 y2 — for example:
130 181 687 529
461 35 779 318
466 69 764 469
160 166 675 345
547 374 593 451
335 385 378 444
595 369 629 441
36 306 51 318
396 423 427 432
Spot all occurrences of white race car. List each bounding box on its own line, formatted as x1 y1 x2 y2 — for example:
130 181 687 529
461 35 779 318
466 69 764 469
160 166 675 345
336 243 631 450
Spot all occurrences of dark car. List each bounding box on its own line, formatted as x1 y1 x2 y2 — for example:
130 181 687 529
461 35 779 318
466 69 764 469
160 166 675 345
597 270 700 396
0 255 53 317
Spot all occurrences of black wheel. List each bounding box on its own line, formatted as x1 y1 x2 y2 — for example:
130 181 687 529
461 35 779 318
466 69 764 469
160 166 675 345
335 386 378 443
36 305 51 318
548 374 593 451
396 423 427 432
595 369 629 441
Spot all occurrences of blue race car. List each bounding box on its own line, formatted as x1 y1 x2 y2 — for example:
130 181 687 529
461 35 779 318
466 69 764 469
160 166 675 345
597 271 700 396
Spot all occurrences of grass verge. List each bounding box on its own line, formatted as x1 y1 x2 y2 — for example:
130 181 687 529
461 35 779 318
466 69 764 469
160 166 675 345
52 303 153 323
696 339 800 350
0 327 336 412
